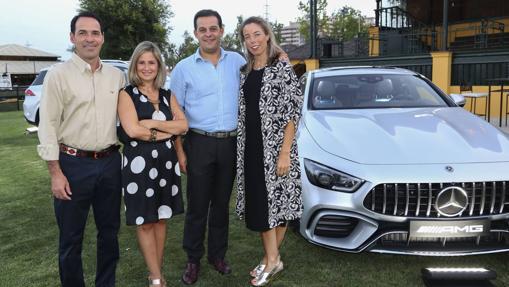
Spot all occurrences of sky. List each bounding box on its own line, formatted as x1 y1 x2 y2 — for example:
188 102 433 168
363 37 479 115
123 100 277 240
1 0 375 60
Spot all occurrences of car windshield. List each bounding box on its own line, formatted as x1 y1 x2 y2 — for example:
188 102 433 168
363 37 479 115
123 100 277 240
310 74 449 110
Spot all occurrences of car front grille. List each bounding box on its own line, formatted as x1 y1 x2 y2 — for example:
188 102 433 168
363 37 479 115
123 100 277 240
313 215 358 238
363 182 509 218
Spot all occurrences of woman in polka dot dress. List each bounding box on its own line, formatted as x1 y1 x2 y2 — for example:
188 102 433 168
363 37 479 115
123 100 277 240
117 41 188 287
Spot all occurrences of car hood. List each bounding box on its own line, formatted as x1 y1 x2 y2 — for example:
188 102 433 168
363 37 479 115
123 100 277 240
304 107 509 164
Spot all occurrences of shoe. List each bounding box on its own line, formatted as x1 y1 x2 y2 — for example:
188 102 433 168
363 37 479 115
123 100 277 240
181 262 200 285
251 255 278 278
250 262 266 278
208 258 232 275
148 277 162 287
251 261 284 286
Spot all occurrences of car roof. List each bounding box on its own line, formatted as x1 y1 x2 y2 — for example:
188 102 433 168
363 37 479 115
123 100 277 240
102 59 129 65
309 66 419 78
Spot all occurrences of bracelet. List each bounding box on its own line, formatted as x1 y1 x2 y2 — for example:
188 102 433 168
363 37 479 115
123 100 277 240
150 129 157 142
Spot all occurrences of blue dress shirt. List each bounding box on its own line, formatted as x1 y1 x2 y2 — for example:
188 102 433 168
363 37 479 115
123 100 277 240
170 48 246 132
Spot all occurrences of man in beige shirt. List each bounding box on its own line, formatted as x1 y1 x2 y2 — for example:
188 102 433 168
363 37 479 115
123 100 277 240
37 11 125 287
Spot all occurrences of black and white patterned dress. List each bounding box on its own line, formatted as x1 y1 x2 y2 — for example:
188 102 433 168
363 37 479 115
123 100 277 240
236 60 304 229
118 85 184 226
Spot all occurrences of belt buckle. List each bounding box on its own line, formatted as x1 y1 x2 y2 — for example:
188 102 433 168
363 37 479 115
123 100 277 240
67 146 78 156
93 152 100 159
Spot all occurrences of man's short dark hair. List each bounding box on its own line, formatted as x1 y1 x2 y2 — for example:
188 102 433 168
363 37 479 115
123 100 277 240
193 9 223 30
70 11 103 34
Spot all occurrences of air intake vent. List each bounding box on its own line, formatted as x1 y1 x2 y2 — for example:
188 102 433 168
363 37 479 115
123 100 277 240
314 215 358 238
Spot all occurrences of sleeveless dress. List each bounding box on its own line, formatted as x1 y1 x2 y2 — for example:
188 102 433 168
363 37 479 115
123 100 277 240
243 68 270 232
118 85 184 226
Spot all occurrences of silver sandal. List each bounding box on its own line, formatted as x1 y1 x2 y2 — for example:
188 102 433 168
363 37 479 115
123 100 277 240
250 262 266 278
148 278 162 287
251 261 284 286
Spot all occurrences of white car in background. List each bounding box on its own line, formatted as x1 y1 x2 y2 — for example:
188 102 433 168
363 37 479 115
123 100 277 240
23 60 128 125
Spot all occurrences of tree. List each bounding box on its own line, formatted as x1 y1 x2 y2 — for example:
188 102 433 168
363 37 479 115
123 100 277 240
270 21 284 44
297 1 370 41
79 0 173 62
297 0 330 41
166 31 198 68
329 6 369 41
222 16 244 52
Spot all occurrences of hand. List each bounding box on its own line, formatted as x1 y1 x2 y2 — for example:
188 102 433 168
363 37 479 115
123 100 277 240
278 52 289 63
176 149 187 174
139 119 156 129
276 151 291 176
51 171 72 200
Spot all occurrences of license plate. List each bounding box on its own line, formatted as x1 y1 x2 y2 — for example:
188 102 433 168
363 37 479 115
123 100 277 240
409 220 490 238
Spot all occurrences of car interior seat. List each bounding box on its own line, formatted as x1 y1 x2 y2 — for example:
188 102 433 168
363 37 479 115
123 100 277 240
335 84 354 107
314 80 342 108
374 78 394 102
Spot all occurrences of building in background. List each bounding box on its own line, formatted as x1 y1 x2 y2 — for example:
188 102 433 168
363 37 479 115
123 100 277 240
281 22 305 46
0 44 60 86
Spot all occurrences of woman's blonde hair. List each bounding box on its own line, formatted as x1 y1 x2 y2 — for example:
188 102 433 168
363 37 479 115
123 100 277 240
128 41 166 88
239 16 284 74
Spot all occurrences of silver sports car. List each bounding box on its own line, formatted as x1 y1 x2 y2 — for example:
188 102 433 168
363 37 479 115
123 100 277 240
297 66 509 256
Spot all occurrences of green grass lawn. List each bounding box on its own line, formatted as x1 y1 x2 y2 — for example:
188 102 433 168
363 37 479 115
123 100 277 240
1 109 508 287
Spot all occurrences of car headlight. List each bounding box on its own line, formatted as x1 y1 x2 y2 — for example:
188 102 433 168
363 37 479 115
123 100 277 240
304 159 364 192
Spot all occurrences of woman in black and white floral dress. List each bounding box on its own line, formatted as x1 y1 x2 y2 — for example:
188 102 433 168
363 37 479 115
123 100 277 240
118 41 188 287
236 17 303 286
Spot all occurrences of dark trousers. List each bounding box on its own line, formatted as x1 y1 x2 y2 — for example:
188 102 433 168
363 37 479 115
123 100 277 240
54 152 121 287
183 131 236 263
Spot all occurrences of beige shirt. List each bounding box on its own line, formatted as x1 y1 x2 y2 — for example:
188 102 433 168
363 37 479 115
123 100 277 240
37 53 126 161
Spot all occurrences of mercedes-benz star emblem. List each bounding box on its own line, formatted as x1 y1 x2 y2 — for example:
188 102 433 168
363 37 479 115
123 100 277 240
435 186 468 217
445 166 454 172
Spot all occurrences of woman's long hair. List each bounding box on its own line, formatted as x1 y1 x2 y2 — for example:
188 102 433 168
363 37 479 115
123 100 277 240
239 16 284 74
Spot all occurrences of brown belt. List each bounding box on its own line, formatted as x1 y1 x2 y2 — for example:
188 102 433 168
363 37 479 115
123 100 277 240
59 143 119 159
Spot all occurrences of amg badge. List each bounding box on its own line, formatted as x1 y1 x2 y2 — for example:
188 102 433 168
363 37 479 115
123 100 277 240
409 220 490 238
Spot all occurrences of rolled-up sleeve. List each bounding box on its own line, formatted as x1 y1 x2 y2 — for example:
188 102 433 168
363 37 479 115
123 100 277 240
37 69 63 161
282 63 303 128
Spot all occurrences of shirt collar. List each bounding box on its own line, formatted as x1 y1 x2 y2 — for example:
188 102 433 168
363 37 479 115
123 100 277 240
194 47 226 63
71 53 103 73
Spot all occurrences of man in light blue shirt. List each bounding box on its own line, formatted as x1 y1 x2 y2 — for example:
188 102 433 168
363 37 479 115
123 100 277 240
170 9 246 285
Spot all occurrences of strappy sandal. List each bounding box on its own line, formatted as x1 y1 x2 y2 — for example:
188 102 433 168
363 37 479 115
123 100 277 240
250 261 266 278
251 254 280 278
148 277 163 287
250 260 284 286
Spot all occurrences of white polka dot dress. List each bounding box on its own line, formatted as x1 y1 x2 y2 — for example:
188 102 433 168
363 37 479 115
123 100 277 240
118 85 184 226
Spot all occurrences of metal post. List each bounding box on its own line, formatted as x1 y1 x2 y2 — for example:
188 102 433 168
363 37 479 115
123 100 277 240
375 0 381 27
442 0 448 50
310 0 317 58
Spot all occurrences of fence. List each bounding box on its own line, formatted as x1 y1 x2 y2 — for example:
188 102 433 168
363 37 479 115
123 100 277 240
0 86 28 111
451 52 509 85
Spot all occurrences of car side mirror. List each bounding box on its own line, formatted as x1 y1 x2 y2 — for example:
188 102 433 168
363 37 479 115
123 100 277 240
449 93 466 107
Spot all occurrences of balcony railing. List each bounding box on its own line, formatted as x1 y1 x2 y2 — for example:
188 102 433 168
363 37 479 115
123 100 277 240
449 19 508 51
376 6 427 31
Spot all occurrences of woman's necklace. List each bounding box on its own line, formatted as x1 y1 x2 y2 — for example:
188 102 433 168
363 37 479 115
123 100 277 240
139 85 165 120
